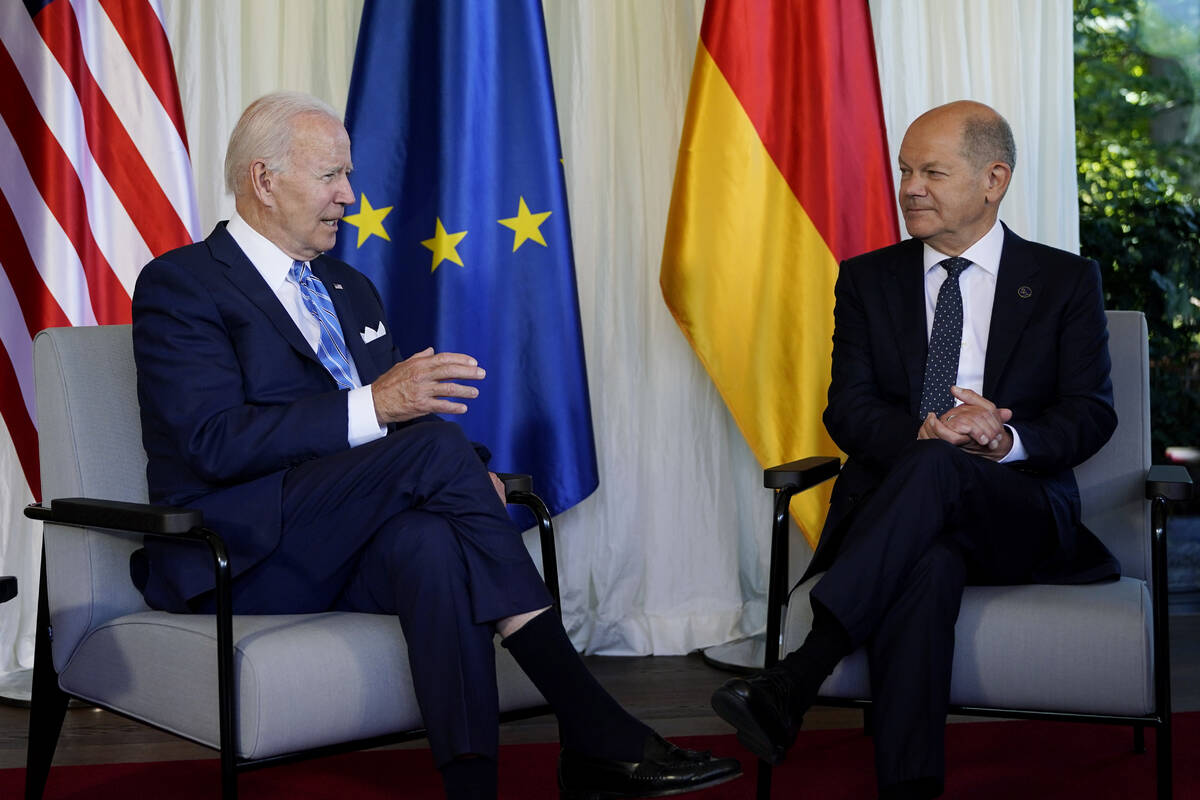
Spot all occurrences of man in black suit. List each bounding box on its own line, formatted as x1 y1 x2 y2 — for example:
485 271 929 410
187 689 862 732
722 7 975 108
711 100 1118 799
132 91 739 800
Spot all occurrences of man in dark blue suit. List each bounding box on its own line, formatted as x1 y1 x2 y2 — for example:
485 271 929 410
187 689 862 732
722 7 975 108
712 101 1118 799
132 91 738 800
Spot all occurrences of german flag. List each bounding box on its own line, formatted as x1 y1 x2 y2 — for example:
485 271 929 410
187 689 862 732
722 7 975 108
661 0 898 545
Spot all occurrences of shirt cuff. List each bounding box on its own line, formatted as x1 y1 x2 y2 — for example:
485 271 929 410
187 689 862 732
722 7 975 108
998 424 1027 464
347 385 386 447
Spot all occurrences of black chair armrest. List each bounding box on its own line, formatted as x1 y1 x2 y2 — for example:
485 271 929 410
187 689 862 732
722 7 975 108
491 474 561 608
0 576 15 604
1146 465 1194 502
764 456 841 491
494 472 533 496
26 497 203 535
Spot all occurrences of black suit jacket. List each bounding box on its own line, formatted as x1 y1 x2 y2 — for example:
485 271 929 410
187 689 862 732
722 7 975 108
802 224 1120 586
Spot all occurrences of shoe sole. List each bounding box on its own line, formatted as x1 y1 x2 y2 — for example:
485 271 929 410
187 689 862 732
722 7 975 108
558 768 743 800
710 690 787 766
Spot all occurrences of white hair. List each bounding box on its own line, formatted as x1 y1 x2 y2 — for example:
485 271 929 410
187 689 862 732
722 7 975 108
223 91 341 197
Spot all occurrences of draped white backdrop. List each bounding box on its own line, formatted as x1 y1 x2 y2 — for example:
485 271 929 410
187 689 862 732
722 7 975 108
0 0 1077 680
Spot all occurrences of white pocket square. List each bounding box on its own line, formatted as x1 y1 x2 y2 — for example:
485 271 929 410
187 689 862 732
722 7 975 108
360 321 386 343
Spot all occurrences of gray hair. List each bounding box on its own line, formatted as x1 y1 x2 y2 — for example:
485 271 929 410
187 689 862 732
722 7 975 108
962 113 1017 172
223 91 341 196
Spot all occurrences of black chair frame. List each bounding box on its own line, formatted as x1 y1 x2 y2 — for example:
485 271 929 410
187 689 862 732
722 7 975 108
752 456 1193 800
22 473 559 800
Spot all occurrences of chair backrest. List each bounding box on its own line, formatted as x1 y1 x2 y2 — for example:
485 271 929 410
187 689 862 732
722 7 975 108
1075 310 1152 583
34 325 151 673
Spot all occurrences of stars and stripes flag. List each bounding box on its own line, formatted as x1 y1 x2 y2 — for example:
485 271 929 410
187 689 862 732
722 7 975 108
0 0 198 675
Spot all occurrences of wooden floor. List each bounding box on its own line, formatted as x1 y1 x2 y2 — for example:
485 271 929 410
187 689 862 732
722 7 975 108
1 612 1198 771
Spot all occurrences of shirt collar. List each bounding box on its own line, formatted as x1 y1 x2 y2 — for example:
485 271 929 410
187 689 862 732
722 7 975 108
226 212 303 290
921 218 1004 278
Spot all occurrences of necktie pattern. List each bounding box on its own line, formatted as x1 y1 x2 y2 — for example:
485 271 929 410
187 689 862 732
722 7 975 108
290 260 356 390
918 257 971 419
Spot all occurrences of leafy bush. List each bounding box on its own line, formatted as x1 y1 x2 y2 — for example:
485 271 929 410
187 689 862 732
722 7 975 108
1075 0 1200 462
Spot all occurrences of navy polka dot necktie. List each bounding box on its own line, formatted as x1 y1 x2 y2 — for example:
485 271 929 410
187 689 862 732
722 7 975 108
919 257 971 419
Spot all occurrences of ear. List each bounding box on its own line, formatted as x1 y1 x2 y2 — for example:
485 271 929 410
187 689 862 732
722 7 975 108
249 159 275 207
983 161 1012 205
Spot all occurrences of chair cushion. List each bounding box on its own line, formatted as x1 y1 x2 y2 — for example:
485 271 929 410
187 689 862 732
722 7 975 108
57 610 545 759
783 575 1154 716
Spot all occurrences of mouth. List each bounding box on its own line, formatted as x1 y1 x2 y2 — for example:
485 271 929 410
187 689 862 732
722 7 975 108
321 219 339 228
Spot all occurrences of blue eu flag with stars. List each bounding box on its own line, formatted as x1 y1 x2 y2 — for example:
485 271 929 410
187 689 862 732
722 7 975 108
332 0 598 517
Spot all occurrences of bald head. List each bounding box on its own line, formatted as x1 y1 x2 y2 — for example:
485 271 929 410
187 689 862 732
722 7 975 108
912 101 1016 172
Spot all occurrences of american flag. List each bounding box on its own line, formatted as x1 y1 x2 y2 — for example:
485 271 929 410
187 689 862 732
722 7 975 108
0 0 198 674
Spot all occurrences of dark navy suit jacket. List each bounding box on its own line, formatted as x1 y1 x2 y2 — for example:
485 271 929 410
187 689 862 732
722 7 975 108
802 225 1120 586
132 222 406 609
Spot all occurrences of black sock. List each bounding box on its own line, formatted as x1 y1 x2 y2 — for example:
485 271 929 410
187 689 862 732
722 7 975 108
502 608 652 761
777 600 852 715
439 756 497 800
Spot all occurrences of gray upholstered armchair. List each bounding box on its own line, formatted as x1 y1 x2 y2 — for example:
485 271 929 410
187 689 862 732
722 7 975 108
755 310 1193 799
22 324 561 799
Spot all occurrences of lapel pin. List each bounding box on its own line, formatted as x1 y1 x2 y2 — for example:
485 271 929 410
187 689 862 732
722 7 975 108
1018 286 1032 299
333 283 344 290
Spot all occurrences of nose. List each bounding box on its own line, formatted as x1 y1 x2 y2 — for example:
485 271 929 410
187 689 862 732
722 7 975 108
335 173 355 206
902 173 926 198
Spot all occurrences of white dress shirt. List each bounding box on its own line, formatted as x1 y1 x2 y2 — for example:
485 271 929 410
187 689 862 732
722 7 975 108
922 219 1026 462
226 213 386 447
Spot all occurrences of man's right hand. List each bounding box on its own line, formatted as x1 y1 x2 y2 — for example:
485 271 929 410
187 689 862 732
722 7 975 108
371 347 485 425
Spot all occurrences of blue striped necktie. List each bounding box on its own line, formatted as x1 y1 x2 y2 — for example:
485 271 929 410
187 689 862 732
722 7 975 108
290 260 356 390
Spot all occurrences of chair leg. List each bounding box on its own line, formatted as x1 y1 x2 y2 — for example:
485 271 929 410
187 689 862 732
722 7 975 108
1134 723 1145 754
221 755 238 800
1157 719 1172 800
24 558 69 800
755 758 773 800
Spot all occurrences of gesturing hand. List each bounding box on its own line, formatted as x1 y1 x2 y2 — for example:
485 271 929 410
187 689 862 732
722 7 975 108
371 347 486 424
917 386 1014 461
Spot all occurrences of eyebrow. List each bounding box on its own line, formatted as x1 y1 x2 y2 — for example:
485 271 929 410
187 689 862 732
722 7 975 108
898 158 951 171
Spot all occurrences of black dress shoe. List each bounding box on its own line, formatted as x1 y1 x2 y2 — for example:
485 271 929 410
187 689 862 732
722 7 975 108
557 733 742 799
710 667 802 765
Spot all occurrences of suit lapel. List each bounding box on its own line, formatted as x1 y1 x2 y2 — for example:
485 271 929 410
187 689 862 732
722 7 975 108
983 225 1041 399
206 224 325 371
883 240 929 415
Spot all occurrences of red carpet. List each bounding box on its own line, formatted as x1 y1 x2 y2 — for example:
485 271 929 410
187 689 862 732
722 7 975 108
3 714 1195 799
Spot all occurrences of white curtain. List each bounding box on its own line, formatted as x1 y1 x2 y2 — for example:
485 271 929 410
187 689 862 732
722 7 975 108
870 0 1079 252
0 0 1078 682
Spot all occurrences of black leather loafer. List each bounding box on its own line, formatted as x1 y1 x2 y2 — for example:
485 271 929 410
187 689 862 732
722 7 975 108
558 733 742 799
710 668 802 765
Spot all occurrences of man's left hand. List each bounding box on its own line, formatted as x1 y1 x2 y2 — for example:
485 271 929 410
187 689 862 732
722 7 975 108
943 386 1013 460
918 386 1013 461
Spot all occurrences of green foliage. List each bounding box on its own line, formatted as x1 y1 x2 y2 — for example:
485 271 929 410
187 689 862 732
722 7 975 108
1075 0 1200 461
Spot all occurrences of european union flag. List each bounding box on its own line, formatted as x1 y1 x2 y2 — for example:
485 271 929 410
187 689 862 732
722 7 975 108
332 0 598 517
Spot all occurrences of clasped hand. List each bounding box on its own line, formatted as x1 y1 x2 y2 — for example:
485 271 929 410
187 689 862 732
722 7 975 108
372 347 485 425
918 386 1013 460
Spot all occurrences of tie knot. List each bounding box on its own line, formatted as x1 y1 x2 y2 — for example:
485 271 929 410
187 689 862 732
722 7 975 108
940 257 970 279
290 260 311 283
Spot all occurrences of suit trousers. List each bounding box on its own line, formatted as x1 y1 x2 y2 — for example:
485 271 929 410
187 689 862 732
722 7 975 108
810 439 1063 789
195 419 553 765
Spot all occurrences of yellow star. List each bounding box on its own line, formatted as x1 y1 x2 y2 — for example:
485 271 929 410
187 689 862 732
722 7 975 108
341 193 393 248
497 196 552 252
421 218 468 272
